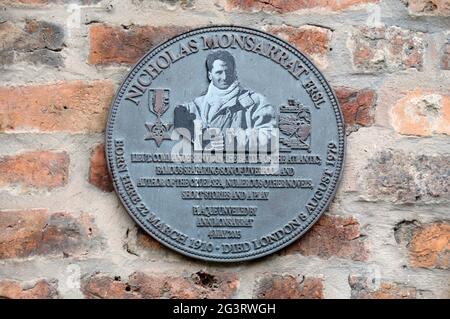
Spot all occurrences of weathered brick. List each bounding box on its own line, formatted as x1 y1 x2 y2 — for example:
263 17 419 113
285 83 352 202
335 87 376 133
0 0 101 5
401 0 450 16
136 229 163 250
88 24 188 65
390 89 450 136
363 151 449 204
129 271 239 299
89 144 113 192
0 279 58 299
0 20 64 66
349 26 425 72
265 25 332 69
395 220 449 270
283 215 368 261
0 209 97 259
82 274 134 299
122 227 164 257
408 222 449 269
0 0 48 4
221 0 379 13
0 81 114 133
0 151 69 190
394 220 421 246
82 271 239 299
349 275 417 299
254 274 323 299
442 39 450 69
161 0 194 8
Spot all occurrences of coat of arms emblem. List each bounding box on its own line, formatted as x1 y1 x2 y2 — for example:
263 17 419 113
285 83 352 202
279 99 312 152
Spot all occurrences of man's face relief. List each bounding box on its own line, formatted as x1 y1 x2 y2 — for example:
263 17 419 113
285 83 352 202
208 59 235 89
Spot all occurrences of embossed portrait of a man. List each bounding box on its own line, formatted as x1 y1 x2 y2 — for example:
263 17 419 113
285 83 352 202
174 50 276 150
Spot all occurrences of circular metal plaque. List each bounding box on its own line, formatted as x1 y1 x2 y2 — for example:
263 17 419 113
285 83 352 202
106 26 345 262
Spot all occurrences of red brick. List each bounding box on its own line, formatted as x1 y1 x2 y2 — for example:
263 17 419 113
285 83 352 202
254 274 323 299
390 89 450 136
136 230 163 250
401 0 450 16
409 222 449 269
222 0 379 13
0 279 58 299
283 214 368 261
0 151 69 190
82 275 135 299
88 24 188 65
0 81 114 133
266 25 332 68
349 275 417 299
335 87 376 132
0 209 97 259
82 271 239 299
89 144 113 192
349 26 425 72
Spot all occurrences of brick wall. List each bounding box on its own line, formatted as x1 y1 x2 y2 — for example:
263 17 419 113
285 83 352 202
0 0 448 299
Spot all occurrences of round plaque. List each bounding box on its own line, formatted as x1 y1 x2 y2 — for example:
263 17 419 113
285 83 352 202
106 26 345 262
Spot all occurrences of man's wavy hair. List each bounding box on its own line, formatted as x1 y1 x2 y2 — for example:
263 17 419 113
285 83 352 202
205 50 236 79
